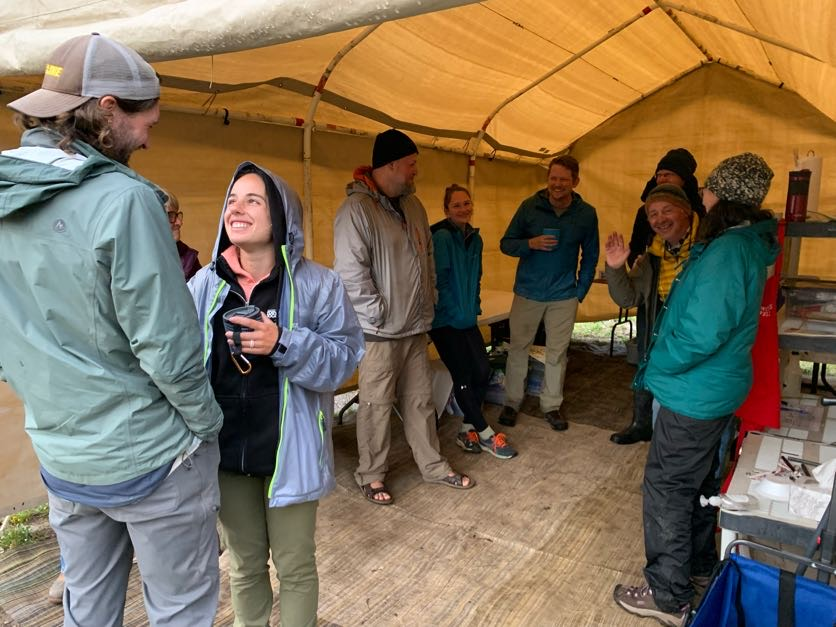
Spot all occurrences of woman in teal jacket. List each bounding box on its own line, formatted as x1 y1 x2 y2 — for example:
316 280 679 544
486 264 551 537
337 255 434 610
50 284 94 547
614 153 779 625
429 184 517 459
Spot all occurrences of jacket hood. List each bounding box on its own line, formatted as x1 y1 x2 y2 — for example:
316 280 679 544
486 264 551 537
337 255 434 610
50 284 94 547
212 161 303 268
0 127 163 218
733 217 780 266
345 165 416 201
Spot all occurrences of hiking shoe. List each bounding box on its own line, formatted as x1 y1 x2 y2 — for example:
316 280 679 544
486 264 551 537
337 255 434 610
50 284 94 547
455 430 481 454
47 572 64 605
479 433 517 459
544 410 568 431
613 584 689 627
498 405 518 427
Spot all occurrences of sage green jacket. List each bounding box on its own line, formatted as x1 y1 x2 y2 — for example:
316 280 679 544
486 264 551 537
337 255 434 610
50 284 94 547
0 129 222 484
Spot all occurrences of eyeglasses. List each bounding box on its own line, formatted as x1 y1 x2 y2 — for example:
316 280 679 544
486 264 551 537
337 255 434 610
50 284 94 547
167 211 183 224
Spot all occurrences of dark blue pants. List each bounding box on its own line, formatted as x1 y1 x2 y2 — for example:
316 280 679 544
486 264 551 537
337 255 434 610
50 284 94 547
642 406 731 611
429 325 491 432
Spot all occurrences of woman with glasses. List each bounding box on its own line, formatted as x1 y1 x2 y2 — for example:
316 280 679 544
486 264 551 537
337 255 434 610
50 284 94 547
162 189 201 280
188 162 364 626
429 184 517 459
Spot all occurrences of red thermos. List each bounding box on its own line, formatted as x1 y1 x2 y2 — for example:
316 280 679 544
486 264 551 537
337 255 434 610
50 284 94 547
785 169 812 222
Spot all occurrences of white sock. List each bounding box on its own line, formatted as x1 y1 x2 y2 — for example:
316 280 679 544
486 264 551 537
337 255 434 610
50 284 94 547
478 426 495 441
460 422 475 434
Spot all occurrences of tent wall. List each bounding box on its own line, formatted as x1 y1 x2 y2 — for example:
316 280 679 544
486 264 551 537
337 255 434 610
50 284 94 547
572 64 836 283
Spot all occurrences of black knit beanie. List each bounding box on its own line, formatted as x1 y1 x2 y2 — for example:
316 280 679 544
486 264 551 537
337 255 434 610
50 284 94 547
656 148 697 181
372 129 418 169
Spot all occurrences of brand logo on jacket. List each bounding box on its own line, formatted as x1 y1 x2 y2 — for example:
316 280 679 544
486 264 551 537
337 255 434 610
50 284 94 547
53 219 66 233
266 309 277 319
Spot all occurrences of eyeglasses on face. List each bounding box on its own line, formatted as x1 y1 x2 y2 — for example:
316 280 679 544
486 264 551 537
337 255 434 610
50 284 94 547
167 211 184 224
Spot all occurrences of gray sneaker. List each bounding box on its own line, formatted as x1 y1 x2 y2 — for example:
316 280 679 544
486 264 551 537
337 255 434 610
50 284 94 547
478 433 518 459
613 583 688 627
455 430 481 454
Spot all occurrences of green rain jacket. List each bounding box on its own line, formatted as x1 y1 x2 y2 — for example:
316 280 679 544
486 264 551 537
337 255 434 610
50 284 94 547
636 218 780 419
0 128 222 484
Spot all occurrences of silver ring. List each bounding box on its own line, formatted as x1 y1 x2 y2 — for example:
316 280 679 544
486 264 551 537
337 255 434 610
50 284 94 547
250 339 254 349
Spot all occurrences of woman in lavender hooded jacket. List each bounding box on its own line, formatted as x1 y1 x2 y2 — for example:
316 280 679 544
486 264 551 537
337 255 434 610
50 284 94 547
189 162 364 626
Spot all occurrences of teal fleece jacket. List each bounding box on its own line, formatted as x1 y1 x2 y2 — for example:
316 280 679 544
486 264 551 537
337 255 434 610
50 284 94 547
635 219 780 419
0 128 223 484
430 218 482 329
500 190 599 303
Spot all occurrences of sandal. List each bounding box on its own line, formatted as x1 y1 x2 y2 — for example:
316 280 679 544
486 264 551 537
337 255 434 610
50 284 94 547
429 472 475 490
360 482 394 505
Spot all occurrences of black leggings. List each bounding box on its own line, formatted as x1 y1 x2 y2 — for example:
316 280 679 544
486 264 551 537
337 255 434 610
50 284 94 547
429 325 492 432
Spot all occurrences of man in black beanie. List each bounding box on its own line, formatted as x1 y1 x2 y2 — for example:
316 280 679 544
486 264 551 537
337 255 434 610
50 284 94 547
612 148 705 446
334 129 474 506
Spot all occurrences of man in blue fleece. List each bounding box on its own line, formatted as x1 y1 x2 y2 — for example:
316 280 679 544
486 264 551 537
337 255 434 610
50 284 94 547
499 155 599 431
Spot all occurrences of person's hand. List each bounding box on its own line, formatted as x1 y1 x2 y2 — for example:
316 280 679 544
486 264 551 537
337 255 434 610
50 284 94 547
529 234 557 251
225 313 280 355
604 232 630 269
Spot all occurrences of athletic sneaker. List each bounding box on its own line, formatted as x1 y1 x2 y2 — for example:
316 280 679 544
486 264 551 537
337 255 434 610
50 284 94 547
613 583 689 627
455 430 481 454
479 433 517 459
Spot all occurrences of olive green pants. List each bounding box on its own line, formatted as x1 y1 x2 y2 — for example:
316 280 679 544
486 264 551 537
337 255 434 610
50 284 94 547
218 471 319 627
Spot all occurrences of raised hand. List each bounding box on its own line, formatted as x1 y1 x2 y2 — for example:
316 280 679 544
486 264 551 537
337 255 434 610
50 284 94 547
604 232 630 269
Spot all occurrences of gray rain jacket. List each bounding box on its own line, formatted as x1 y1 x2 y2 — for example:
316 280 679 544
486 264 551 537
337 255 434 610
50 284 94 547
188 162 364 507
333 167 436 338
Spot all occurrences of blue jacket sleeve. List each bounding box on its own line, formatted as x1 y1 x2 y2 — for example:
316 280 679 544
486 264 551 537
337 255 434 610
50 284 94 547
500 203 533 258
650 243 748 375
576 210 599 302
271 266 365 392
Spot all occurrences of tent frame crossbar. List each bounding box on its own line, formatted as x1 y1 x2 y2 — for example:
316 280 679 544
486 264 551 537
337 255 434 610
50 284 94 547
466 5 657 191
657 1 822 62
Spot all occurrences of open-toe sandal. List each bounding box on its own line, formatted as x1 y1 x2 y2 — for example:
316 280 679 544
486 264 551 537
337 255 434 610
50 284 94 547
430 472 475 490
360 482 394 505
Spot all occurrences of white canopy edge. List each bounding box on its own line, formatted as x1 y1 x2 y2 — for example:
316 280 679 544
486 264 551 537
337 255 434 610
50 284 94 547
0 0 478 75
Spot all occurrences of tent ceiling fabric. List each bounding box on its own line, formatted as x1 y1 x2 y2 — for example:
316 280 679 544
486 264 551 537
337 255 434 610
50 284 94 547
1 0 834 160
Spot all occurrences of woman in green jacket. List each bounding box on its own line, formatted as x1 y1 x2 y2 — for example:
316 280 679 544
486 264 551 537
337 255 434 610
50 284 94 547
429 184 517 459
614 153 779 626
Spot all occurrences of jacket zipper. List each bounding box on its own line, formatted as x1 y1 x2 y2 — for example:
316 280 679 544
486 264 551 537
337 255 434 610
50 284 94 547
268 244 295 497
318 410 326 467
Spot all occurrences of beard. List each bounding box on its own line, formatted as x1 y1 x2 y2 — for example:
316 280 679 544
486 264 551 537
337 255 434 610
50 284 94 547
100 114 140 165
101 133 135 165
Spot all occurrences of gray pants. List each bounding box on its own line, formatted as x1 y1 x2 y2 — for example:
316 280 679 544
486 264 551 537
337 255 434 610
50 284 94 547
48 440 221 627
